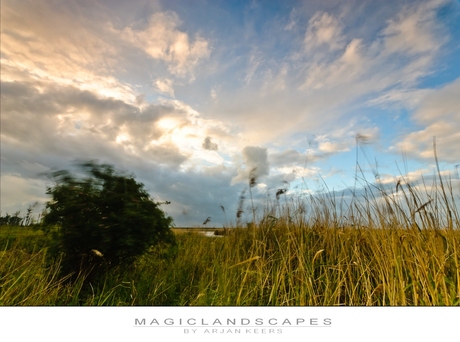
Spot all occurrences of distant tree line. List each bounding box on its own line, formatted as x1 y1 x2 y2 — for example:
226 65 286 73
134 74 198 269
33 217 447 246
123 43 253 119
0 203 41 226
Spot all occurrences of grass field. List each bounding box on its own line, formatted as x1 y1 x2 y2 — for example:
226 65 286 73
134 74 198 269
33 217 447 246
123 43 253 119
2 153 460 306
2 171 459 306
1 223 459 306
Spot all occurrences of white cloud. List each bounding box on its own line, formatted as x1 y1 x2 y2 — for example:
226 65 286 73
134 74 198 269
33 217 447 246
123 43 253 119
318 141 346 154
414 77 460 124
274 166 320 181
393 77 460 162
231 146 269 185
367 88 431 110
1 1 137 104
0 174 48 214
202 0 452 153
210 88 217 99
202 137 218 151
269 149 305 167
284 8 298 31
301 0 446 93
244 50 263 84
154 78 175 97
304 12 345 52
120 11 210 79
382 0 446 57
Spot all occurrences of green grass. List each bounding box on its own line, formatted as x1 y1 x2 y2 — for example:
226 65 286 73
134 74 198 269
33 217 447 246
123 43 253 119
1 220 459 306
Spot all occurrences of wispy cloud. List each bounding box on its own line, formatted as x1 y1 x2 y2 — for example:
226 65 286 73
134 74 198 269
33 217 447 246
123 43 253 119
392 77 460 162
119 11 210 79
304 11 346 52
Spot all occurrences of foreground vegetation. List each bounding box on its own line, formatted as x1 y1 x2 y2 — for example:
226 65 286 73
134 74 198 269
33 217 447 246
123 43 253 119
1 150 459 306
1 196 459 306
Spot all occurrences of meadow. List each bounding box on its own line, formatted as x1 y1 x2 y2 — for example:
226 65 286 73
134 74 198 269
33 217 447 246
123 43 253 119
1 167 459 306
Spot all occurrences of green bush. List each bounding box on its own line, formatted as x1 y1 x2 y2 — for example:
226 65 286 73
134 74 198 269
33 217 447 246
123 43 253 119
43 161 175 280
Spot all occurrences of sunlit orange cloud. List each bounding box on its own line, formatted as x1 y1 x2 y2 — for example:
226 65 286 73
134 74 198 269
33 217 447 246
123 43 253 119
1 0 233 170
1 3 136 104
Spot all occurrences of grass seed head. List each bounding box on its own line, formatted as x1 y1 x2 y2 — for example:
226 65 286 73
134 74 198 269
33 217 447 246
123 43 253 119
249 167 258 188
91 249 103 257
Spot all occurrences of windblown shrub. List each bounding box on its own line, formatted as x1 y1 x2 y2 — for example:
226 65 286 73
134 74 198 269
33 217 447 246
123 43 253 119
43 161 175 279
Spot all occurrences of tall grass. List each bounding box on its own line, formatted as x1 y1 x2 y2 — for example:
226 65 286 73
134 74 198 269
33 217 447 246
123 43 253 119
1 163 459 306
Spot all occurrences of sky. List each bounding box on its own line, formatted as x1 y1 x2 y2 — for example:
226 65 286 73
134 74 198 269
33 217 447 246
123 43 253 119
1 0 460 227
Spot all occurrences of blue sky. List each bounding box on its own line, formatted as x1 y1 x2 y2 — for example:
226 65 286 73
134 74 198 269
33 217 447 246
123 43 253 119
1 0 460 226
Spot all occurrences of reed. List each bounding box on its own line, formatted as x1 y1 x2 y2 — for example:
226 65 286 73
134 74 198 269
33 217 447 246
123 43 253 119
1 155 459 306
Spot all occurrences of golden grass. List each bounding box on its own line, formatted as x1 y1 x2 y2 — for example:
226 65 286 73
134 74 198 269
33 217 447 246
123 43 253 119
1 159 459 306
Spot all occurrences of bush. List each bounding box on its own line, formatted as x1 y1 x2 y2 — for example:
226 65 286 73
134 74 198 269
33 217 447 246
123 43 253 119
43 161 175 279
